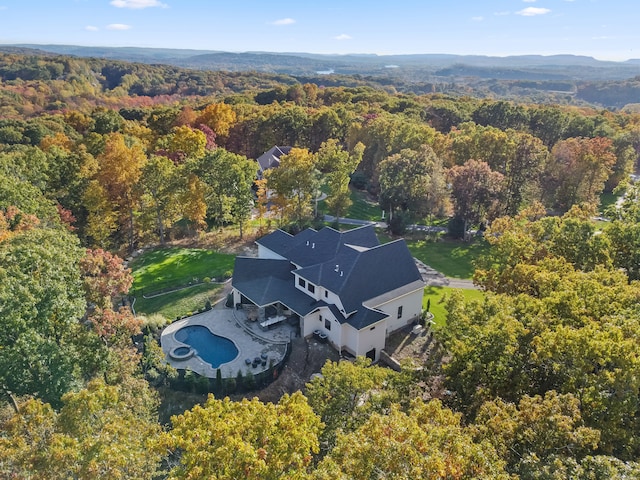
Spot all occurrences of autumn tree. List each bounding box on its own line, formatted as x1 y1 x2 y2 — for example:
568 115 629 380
315 399 508 480
162 392 321 480
543 137 616 211
0 379 163 479
87 133 147 250
448 159 504 234
473 391 600 477
306 358 394 454
195 102 237 142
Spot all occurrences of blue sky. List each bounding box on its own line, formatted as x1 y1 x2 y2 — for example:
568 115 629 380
0 0 637 60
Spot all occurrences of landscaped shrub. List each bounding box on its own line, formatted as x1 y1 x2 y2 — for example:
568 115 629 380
203 276 211 283
184 369 196 392
223 270 233 279
205 300 212 311
195 375 210 394
140 313 169 333
243 370 257 390
224 377 236 394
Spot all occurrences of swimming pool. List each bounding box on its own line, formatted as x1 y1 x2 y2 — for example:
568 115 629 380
174 325 239 368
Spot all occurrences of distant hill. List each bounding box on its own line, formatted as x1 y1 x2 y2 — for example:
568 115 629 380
3 44 640 108
6 44 640 82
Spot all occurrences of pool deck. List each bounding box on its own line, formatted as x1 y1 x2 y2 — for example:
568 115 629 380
161 306 293 378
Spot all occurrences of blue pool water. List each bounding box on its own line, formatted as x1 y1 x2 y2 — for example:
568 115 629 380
174 325 239 367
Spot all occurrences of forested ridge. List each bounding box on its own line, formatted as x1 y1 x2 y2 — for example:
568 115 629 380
1 50 640 478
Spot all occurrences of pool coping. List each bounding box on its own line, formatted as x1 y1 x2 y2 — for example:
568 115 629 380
160 309 287 379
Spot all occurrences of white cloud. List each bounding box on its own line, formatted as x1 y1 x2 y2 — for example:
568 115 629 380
85 25 99 31
333 34 352 40
271 18 295 26
106 23 132 30
472 16 484 21
516 7 551 16
494 11 510 16
110 0 167 9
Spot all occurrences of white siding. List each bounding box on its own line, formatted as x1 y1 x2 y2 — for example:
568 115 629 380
374 288 424 334
341 323 359 356
355 320 386 361
303 308 341 349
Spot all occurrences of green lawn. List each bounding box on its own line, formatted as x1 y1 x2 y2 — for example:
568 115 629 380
599 191 619 216
318 187 382 221
133 283 223 320
347 189 382 221
407 238 489 279
130 247 235 293
423 286 485 327
129 247 235 318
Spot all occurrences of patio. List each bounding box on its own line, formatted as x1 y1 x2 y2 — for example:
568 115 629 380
161 306 292 379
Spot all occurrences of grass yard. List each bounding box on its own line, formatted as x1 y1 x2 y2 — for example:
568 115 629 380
129 247 235 318
130 247 235 293
347 188 382 221
599 191 618 215
423 286 485 327
318 187 382 221
407 238 489 279
133 282 223 320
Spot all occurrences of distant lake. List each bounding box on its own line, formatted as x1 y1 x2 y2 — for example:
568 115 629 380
317 69 335 75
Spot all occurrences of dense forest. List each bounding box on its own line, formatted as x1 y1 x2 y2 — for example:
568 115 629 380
2 50 640 478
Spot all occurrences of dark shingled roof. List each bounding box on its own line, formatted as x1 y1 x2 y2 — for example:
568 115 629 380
286 225 379 267
257 145 292 172
297 239 422 315
231 257 320 316
234 225 423 331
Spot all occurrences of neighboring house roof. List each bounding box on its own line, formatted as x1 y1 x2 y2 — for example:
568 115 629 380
234 225 423 330
256 146 292 173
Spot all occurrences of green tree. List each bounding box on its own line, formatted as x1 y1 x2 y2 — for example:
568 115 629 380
306 357 394 453
315 139 364 222
0 226 89 407
266 147 320 229
141 155 180 245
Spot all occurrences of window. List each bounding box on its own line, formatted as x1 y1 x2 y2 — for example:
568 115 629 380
397 306 403 319
325 318 331 331
319 314 323 322
324 290 328 298
370 326 375 331
298 277 306 288
308 283 315 294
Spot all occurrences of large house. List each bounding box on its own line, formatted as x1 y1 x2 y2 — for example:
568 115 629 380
256 145 292 179
231 225 424 361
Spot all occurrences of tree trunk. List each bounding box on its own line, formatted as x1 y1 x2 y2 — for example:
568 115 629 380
2 386 19 414
156 205 165 246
